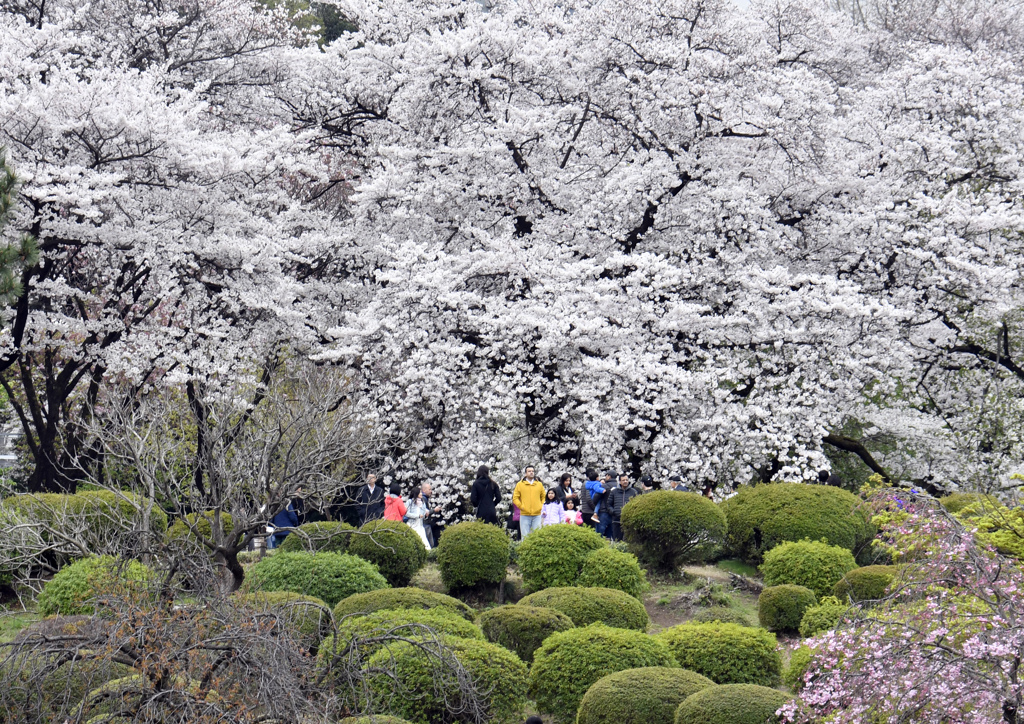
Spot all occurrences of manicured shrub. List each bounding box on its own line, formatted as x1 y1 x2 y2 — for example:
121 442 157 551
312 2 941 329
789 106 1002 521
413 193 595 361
833 564 897 602
42 658 134 717
339 717 413 724
577 667 715 724
37 556 152 615
689 607 752 626
720 483 874 563
277 521 355 554
166 510 234 546
435 520 510 590
332 586 474 622
529 624 678 724
760 540 858 599
656 622 781 686
77 490 169 535
621 491 727 570
367 637 527 724
758 585 817 633
577 547 649 599
798 596 848 638
516 523 605 592
674 683 792 724
247 551 388 607
478 604 574 664
319 607 482 663
235 590 330 649
939 492 999 515
783 645 816 691
518 586 649 631
348 519 428 587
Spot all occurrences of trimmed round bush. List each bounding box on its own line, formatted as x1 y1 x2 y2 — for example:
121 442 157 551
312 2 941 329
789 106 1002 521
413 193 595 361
348 519 428 587
577 667 715 724
783 645 816 691
518 586 649 631
516 523 606 592
939 492 999 516
721 483 874 563
577 547 649 599
690 607 752 626
621 491 727 570
77 490 169 535
758 585 817 633
799 596 848 638
478 604 574 664
235 590 330 649
436 520 510 590
40 657 134 719
277 521 355 554
167 511 234 545
833 564 897 602
656 622 781 686
760 540 858 599
340 718 413 724
332 586 475 622
319 608 482 663
367 637 527 724
674 683 792 724
529 624 679 723
37 556 152 615
247 551 388 607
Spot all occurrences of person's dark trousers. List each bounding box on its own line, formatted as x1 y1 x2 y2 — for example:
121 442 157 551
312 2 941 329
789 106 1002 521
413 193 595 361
611 519 624 541
583 515 598 530
598 510 612 538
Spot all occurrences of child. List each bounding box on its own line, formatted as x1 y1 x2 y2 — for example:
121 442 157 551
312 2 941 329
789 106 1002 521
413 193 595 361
541 488 563 526
563 497 583 525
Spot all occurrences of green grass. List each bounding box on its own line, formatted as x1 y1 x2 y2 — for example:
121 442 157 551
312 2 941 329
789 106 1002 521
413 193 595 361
716 559 760 577
0 610 40 643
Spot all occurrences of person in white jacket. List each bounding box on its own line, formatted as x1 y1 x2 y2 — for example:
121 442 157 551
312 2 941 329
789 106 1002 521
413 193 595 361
405 485 432 550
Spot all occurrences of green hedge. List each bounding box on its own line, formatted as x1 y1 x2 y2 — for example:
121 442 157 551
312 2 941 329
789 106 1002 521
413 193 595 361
621 491 727 570
689 607 752 626
799 596 848 638
247 551 388 607
436 521 510 590
167 511 234 546
518 586 649 631
332 586 475 622
939 492 999 515
758 585 817 633
674 683 792 724
37 556 152 615
720 483 874 563
656 622 781 687
319 608 482 663
478 604 574 664
783 645 816 692
577 547 649 599
529 624 678 724
577 667 715 724
235 590 330 649
367 637 527 724
339 718 414 724
833 564 897 602
348 519 428 587
516 524 606 592
277 521 355 554
2 655 134 722
760 540 858 599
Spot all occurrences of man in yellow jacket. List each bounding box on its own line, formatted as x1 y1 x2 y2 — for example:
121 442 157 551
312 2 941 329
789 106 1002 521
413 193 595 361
512 466 546 537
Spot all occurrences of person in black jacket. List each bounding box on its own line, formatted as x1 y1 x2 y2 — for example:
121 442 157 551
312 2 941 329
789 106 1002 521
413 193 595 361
608 473 642 541
470 465 502 524
356 473 386 525
552 473 574 506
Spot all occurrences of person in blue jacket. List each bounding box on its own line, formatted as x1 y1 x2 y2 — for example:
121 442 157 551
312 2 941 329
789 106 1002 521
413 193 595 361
270 498 300 549
583 468 607 535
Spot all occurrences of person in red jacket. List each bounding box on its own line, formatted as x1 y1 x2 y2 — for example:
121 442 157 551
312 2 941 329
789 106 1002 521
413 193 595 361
383 482 407 521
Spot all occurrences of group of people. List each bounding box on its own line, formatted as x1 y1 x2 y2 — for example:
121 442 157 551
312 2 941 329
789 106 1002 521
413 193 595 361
353 473 444 549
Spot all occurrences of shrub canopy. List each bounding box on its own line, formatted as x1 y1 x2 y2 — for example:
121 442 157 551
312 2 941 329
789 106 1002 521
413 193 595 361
656 622 781 687
478 604 574 664
720 483 874 563
277 521 355 554
833 564 898 602
436 521 510 590
348 519 428 587
689 607 752 626
319 608 482 662
783 645 816 691
516 523 606 592
577 666 715 724
518 586 649 631
577 547 649 599
760 539 858 599
332 586 475 622
673 683 792 724
247 551 388 607
37 555 152 616
758 585 817 633
167 511 234 545
235 590 331 649
621 491 727 570
529 623 678 724
798 596 848 638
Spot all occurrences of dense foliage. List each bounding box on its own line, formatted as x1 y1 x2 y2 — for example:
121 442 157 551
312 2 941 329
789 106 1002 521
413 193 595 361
832 565 897 602
332 587 475 622
247 552 388 607
798 596 848 638
348 520 428 587
529 624 678 724
576 547 649 599
235 590 331 650
277 522 355 554
620 491 727 570
690 607 753 626
518 586 649 631
576 667 716 724
758 585 817 633
516 524 606 592
435 521 510 590
319 608 483 661
656 622 781 687
478 604 574 664
167 512 235 548
760 540 859 599
37 556 151 616
783 646 817 691
675 684 792 724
